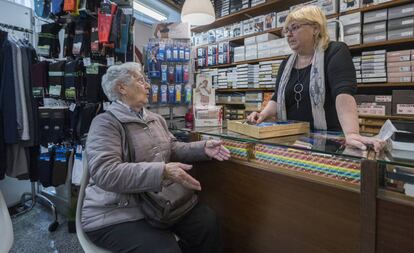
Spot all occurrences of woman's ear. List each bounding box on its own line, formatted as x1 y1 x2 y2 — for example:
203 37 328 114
117 83 127 96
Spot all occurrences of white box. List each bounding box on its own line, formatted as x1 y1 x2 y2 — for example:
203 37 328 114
256 33 279 43
277 10 289 28
344 33 362 46
339 12 361 26
244 36 257 45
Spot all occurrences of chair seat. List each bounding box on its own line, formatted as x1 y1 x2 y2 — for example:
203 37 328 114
0 190 14 253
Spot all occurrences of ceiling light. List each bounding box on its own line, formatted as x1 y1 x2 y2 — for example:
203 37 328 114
133 1 167 22
181 0 215 26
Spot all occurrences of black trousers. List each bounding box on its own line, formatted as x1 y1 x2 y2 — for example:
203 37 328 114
86 203 221 253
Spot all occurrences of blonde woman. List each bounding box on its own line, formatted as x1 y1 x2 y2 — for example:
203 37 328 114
247 5 384 152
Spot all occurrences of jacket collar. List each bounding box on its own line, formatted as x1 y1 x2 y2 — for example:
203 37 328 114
107 102 157 124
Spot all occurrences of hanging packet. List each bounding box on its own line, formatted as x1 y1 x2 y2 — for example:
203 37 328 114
151 85 159 104
160 85 168 104
161 64 168 84
168 85 175 104
35 0 51 18
175 64 183 84
175 84 182 104
168 65 175 84
183 64 189 83
166 41 172 62
98 2 117 43
184 85 192 104
179 43 185 62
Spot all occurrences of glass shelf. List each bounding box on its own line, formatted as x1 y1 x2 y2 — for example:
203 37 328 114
181 126 414 168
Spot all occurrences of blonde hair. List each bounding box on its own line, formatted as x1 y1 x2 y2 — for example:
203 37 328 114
284 5 330 50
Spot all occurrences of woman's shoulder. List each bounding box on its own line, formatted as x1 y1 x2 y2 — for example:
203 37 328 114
325 41 350 57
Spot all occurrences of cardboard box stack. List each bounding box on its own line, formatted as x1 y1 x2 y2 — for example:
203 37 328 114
353 56 362 84
259 60 282 88
355 95 392 116
392 90 414 116
340 12 362 46
387 3 414 41
361 50 387 83
387 50 412 83
363 9 388 44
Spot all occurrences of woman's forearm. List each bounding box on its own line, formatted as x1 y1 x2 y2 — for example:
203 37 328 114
261 100 278 119
336 94 360 135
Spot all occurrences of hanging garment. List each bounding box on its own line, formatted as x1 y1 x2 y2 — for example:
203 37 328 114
63 22 75 58
32 61 49 99
90 19 100 55
1 39 18 144
85 64 107 103
72 19 91 57
64 59 84 101
35 0 51 18
6 144 29 179
63 0 77 12
114 10 132 58
38 23 62 58
51 0 65 16
48 61 66 99
0 32 7 179
75 103 99 140
51 146 69 186
38 108 67 146
98 2 117 43
38 146 54 187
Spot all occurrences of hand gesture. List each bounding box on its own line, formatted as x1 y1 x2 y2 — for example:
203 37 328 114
204 140 231 161
164 163 201 191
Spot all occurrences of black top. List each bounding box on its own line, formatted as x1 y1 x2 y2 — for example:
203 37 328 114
271 41 357 131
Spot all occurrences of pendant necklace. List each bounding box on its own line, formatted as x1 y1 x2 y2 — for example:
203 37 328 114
293 57 312 109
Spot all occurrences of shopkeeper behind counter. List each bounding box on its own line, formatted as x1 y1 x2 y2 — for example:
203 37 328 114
247 5 384 152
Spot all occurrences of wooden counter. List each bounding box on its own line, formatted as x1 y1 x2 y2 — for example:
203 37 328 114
193 159 414 253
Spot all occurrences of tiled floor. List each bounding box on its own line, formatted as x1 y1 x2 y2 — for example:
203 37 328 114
11 204 83 253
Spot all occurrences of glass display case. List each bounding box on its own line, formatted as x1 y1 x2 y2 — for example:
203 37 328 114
177 126 414 253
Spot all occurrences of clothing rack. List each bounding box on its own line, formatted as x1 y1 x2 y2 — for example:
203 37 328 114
1 24 59 232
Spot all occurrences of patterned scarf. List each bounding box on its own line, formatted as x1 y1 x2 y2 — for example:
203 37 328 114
276 44 327 130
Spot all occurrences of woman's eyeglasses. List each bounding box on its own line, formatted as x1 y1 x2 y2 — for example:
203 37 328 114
282 23 312 35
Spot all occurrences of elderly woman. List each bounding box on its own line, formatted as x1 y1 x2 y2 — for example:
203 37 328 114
82 62 230 253
248 5 384 152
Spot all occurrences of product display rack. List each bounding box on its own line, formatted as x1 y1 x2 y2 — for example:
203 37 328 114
192 0 414 134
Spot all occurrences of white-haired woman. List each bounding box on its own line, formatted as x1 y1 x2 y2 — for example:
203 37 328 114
247 5 384 152
82 62 230 253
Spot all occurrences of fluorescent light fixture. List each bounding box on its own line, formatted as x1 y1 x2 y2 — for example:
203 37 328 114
133 1 167 22
181 0 215 26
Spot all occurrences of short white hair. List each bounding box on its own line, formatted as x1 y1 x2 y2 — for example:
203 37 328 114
101 62 143 101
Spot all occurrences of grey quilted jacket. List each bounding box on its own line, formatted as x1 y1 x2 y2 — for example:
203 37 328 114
81 102 207 232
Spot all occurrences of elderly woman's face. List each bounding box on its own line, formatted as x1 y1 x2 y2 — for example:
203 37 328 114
284 21 318 52
118 71 150 109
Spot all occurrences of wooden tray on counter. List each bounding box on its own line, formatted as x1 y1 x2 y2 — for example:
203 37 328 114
227 120 310 139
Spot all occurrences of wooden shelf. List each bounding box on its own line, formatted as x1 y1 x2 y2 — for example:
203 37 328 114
358 83 414 88
359 115 414 121
216 88 274 92
349 38 414 50
191 0 304 33
197 55 287 70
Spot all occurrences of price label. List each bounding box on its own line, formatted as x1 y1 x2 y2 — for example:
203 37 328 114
107 57 115 66
69 103 76 112
83 57 92 66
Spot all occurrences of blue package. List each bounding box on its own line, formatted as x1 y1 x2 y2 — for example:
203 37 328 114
158 42 165 61
173 43 179 61
166 42 173 62
185 45 190 62
168 85 175 104
179 43 185 62
161 64 168 83
175 64 183 84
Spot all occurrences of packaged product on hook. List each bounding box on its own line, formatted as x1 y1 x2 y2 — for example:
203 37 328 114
160 85 168 104
175 64 183 84
161 64 168 84
151 85 159 104
175 84 182 103
168 85 175 104
168 65 175 83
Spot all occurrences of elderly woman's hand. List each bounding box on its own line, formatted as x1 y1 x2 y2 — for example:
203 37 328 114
164 163 201 191
205 140 231 161
345 133 385 152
